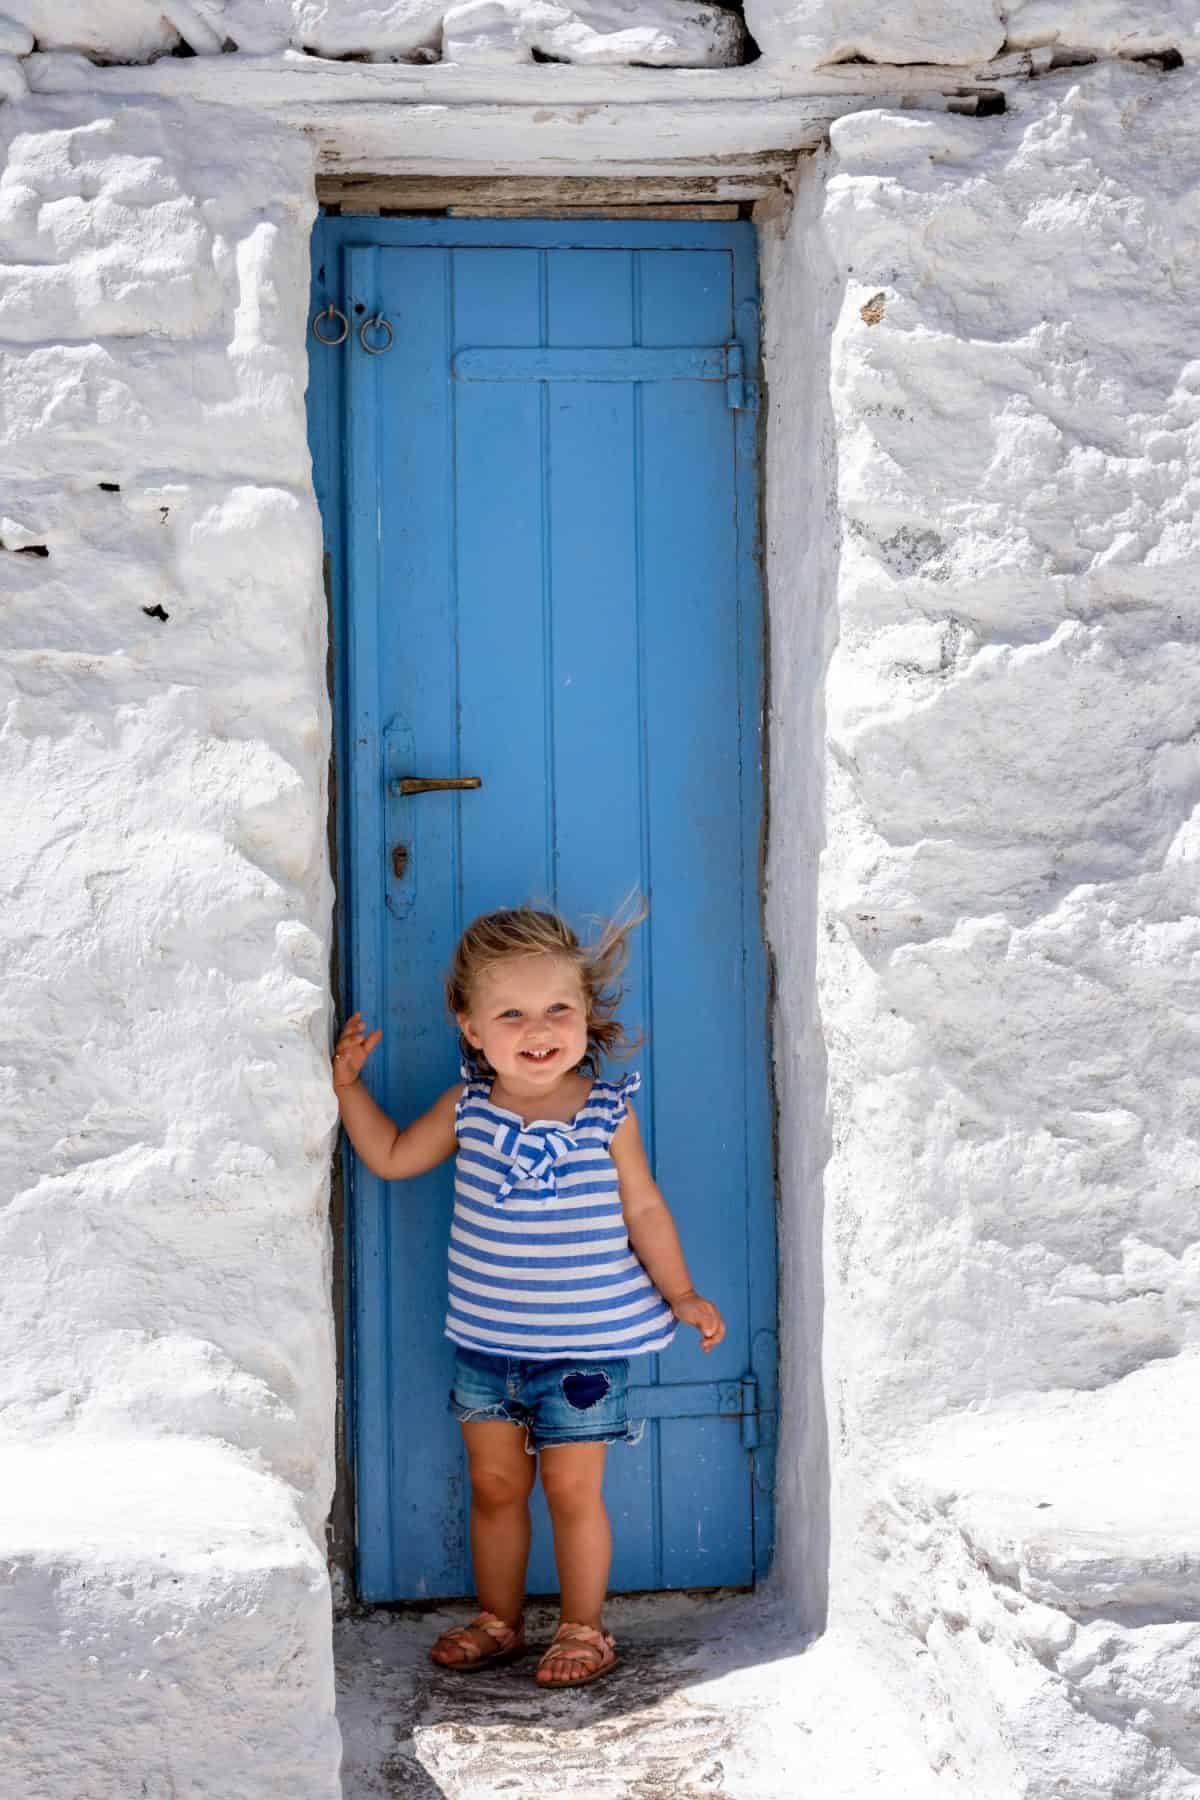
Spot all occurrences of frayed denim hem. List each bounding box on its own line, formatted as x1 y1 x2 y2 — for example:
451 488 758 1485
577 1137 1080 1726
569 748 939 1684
449 1397 524 1427
531 1416 647 1451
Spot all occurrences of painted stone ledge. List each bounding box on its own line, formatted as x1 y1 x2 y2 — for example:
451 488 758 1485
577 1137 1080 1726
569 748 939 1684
872 1356 1200 1794
0 1438 341 1800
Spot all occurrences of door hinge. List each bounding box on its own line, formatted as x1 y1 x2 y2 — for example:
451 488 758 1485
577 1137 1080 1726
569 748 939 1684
724 342 760 413
740 1374 760 1449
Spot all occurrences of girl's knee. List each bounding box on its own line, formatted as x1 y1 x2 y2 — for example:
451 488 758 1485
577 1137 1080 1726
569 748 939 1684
470 1464 533 1512
539 1465 605 1520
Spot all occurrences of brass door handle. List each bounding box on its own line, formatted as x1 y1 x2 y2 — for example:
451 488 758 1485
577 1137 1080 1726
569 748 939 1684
390 776 483 797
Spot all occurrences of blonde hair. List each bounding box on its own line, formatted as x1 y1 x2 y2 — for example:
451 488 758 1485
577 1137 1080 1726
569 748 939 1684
446 898 646 1078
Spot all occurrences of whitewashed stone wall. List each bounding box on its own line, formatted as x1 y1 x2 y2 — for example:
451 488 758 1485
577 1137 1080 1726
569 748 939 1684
764 56 1200 1794
0 0 1193 69
0 96 341 1796
1 10 1198 1800
0 0 747 69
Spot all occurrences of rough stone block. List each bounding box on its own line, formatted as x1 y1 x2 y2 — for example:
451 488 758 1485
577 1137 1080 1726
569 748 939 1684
1 3 181 60
265 0 447 57
0 15 33 54
742 0 1003 69
1003 0 1197 58
442 0 743 64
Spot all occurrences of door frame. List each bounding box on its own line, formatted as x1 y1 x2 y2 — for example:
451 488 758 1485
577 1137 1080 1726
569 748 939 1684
306 212 776 1601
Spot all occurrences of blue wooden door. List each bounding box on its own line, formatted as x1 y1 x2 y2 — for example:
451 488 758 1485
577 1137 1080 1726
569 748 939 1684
309 218 775 1604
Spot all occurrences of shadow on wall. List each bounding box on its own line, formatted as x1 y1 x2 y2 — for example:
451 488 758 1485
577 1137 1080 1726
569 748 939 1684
756 163 839 1637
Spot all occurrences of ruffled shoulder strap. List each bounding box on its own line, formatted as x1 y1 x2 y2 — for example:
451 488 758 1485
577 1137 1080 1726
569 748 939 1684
614 1069 642 1108
587 1069 642 1146
455 1056 488 1134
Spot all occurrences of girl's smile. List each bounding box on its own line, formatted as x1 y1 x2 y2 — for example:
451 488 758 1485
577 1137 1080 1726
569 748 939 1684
457 953 590 1102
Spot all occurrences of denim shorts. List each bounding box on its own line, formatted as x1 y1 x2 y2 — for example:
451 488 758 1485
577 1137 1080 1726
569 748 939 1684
448 1345 634 1452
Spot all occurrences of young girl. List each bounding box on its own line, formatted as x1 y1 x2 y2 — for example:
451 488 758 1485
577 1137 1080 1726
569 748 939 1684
331 904 725 1688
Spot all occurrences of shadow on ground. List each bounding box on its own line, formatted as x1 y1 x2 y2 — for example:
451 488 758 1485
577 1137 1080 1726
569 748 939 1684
337 1590 813 1799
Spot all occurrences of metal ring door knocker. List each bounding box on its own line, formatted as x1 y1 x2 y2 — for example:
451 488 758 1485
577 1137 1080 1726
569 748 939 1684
359 313 394 355
311 303 348 346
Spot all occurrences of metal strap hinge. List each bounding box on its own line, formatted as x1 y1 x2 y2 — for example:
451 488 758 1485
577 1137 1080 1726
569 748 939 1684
724 342 760 413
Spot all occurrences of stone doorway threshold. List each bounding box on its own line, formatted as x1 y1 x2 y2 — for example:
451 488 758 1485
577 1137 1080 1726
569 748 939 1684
336 1591 959 1797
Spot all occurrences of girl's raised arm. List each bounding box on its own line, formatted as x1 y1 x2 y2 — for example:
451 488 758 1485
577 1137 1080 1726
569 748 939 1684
333 1012 459 1181
611 1105 726 1353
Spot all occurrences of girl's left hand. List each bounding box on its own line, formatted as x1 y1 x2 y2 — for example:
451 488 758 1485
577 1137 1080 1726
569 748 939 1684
670 1292 725 1353
332 1011 382 1091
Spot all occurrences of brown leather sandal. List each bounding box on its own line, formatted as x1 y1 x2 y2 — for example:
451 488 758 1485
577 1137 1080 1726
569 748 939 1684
535 1621 619 1687
429 1610 526 1672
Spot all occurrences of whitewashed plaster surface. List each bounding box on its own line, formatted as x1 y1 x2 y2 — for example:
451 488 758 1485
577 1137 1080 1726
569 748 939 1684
0 0 1193 70
0 95 341 1795
770 55 1200 1794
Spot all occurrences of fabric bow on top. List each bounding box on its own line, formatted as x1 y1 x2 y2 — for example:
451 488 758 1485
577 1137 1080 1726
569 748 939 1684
491 1119 578 1205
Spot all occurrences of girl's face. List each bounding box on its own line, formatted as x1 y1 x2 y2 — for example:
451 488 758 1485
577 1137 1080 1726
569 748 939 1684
458 953 589 1090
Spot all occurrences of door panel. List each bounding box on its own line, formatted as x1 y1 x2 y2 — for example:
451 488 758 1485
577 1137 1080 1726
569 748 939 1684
309 219 775 1604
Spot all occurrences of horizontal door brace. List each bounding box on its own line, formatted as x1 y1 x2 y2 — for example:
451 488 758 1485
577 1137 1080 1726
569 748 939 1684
453 343 758 410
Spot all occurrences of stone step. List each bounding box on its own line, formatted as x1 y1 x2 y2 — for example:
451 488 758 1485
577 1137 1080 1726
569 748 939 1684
892 1352 1200 1617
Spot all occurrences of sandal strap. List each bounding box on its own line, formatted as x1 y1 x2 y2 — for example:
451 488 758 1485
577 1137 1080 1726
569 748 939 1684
537 1622 615 1668
439 1611 522 1657
470 1611 521 1642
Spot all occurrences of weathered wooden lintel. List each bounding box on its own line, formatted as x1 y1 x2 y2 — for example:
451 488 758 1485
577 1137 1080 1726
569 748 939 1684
447 204 741 218
317 172 783 212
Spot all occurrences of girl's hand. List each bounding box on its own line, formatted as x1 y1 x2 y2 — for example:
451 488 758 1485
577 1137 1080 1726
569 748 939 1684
669 1291 725 1354
333 1012 382 1091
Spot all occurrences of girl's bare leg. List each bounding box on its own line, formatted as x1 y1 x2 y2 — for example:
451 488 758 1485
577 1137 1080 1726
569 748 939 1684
464 1419 536 1621
538 1441 611 1681
432 1420 535 1664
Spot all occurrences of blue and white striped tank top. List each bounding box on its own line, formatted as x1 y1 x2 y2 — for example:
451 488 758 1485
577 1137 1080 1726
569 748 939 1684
446 1069 678 1361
